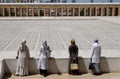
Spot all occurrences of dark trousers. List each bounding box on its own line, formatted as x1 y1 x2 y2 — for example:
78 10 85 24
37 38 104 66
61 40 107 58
91 63 100 75
68 57 78 75
39 69 47 77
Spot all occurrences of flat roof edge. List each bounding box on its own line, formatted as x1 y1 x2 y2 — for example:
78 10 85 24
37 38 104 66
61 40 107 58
0 3 120 6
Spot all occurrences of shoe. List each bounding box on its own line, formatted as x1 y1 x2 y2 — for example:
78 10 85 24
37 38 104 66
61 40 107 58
43 74 47 77
15 74 19 76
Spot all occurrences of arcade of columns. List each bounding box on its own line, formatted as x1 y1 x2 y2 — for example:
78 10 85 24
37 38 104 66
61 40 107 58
0 3 120 17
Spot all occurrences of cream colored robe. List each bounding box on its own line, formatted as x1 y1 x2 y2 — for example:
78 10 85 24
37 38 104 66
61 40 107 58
16 46 30 76
91 42 101 63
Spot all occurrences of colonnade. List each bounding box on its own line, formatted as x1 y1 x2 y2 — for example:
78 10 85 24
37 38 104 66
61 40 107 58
0 3 120 17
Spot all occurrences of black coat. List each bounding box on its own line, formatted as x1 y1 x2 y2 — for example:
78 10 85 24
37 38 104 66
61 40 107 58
68 44 78 59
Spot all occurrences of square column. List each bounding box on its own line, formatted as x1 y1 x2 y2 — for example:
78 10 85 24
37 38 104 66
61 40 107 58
101 7 103 16
112 7 114 16
44 8 46 16
89 6 92 16
106 7 109 16
8 8 10 17
78 7 80 16
67 7 69 16
2 7 4 16
118 6 120 16
20 7 22 17
32 7 34 16
72 7 74 16
56 8 57 16
61 7 63 16
49 7 51 16
95 7 97 16
14 7 16 17
37 6 40 16
26 7 28 17
84 7 86 16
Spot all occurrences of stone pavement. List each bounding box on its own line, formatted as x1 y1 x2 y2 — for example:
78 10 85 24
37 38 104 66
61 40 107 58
0 17 120 59
0 17 120 51
3 73 120 79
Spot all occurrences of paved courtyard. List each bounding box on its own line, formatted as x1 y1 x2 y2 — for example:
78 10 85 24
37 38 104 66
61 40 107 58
0 17 120 59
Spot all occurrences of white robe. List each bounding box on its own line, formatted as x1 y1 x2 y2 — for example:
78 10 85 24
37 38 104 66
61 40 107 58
91 42 101 63
38 45 48 70
16 46 30 76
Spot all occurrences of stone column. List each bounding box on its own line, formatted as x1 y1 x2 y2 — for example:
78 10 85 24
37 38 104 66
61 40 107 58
14 7 16 17
37 6 40 16
66 7 68 16
56 8 57 16
44 8 46 16
61 7 63 16
112 7 114 16
95 7 97 16
2 7 4 16
118 6 120 16
49 8 51 16
26 7 28 16
39 7 41 16
84 7 86 16
72 7 74 16
8 8 10 17
106 7 109 16
32 7 34 16
101 7 103 16
20 7 22 16
78 7 80 16
57 8 60 16
90 6 91 16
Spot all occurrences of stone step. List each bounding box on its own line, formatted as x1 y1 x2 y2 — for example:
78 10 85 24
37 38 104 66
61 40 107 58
4 73 120 79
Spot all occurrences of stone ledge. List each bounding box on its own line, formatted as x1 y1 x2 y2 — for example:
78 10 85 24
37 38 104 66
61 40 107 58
3 57 120 75
0 61 4 79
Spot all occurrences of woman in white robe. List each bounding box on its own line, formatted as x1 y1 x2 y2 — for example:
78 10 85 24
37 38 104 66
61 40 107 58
15 40 30 76
90 38 101 75
38 41 51 77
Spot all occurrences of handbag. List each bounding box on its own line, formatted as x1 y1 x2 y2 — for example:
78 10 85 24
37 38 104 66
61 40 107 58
89 51 95 70
70 59 78 70
16 56 18 59
70 63 78 70
89 61 94 69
